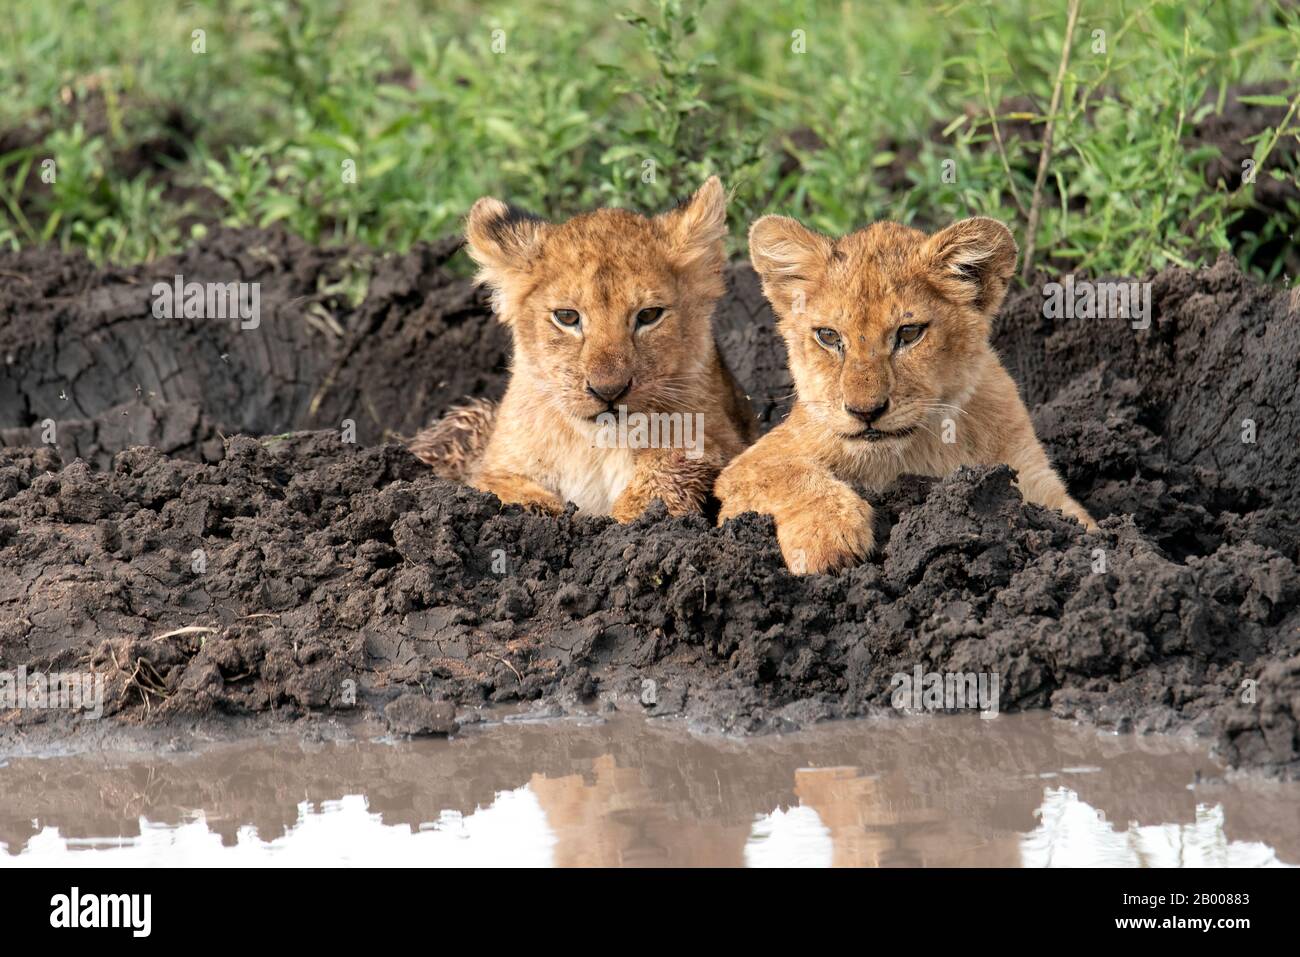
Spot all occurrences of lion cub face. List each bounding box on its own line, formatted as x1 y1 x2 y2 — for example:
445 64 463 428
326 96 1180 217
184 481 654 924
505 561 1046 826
465 178 728 422
749 216 1017 445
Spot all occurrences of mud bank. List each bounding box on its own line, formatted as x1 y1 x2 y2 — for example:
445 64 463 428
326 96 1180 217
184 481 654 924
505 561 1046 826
0 229 1296 777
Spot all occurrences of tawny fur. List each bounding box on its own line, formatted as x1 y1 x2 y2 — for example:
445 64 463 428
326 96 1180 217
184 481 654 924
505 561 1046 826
422 177 756 520
716 215 1095 575
407 397 497 481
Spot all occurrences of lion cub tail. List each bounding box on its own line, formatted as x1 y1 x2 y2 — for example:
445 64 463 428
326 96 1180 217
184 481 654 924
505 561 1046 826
406 397 497 481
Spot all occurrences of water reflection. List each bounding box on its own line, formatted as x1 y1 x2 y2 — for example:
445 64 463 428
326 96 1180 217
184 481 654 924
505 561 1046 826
0 713 1295 867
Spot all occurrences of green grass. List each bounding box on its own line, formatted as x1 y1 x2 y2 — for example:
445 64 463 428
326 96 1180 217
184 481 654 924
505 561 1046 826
1 0 1297 281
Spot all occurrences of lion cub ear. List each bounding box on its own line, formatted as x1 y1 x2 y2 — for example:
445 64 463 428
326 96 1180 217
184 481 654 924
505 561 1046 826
922 217 1018 315
748 215 833 314
464 197 546 292
657 176 728 272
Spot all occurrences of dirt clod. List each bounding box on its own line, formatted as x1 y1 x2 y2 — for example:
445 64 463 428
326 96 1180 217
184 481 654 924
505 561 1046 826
385 694 458 736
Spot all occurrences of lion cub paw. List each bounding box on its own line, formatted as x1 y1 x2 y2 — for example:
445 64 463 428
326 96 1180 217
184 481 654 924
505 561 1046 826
476 475 566 516
775 492 875 575
1067 500 1099 532
516 495 565 516
612 457 713 523
499 491 565 516
610 494 648 524
611 488 705 524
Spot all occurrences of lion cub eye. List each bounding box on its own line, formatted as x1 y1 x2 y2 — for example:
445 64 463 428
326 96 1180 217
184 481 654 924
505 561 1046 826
814 328 842 351
635 307 665 328
552 309 580 328
895 323 927 349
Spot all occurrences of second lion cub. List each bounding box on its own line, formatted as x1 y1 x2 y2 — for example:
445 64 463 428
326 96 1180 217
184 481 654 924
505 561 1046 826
716 215 1095 574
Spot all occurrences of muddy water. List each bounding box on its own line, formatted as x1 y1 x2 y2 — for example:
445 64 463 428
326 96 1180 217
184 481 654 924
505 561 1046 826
0 713 1296 867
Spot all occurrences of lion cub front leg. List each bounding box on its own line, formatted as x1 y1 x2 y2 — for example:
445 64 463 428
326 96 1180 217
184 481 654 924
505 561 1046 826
1003 433 1097 531
611 449 717 523
473 468 565 516
772 478 875 574
1020 470 1096 531
717 440 874 574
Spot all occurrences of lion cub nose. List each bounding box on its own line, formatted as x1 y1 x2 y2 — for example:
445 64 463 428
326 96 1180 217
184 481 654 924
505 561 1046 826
586 378 632 404
845 399 889 424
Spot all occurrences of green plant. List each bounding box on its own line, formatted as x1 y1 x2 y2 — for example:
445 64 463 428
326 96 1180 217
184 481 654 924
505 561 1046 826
0 0 1294 281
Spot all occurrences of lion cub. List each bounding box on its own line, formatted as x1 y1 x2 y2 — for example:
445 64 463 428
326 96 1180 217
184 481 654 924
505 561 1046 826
715 215 1094 574
410 177 755 521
